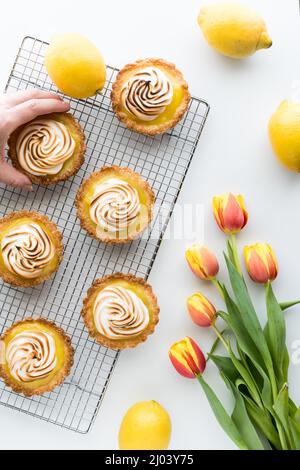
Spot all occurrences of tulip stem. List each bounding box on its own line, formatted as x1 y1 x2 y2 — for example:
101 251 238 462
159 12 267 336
230 234 242 275
211 279 225 299
212 325 229 352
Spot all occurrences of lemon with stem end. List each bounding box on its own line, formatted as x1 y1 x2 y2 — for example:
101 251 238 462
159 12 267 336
45 33 106 99
269 100 300 173
198 2 272 59
118 401 172 450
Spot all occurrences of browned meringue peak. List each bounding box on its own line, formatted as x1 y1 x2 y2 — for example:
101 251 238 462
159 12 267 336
93 285 150 339
121 66 173 121
1 222 55 279
6 330 57 382
16 118 75 176
89 178 141 231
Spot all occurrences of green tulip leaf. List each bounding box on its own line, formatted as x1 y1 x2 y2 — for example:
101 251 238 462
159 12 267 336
273 384 294 450
220 288 263 367
219 307 273 412
288 399 298 417
236 343 263 391
282 346 290 384
280 300 300 311
224 254 274 374
211 356 281 450
265 282 286 382
221 374 265 450
244 396 282 450
197 374 249 450
289 417 300 449
209 353 241 385
294 407 300 425
241 353 275 414
227 342 262 407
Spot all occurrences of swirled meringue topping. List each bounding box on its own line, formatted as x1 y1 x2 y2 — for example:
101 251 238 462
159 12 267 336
16 118 75 176
6 330 57 383
90 178 141 231
1 223 55 279
121 66 173 121
93 286 150 339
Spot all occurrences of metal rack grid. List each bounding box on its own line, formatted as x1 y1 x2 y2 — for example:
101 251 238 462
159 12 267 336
0 36 209 433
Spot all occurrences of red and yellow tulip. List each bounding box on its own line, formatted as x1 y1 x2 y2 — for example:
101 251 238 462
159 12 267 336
169 337 206 379
244 242 278 284
185 244 219 281
213 193 248 235
187 292 216 327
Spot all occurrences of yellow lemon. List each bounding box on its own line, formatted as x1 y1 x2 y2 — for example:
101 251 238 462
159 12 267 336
269 101 300 173
45 33 106 99
118 401 172 450
198 2 272 59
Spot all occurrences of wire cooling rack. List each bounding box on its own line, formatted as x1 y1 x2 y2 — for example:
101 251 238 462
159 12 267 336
0 36 209 433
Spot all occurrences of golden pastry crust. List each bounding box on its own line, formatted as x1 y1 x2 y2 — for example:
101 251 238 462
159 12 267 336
111 58 191 135
0 210 64 288
0 317 74 397
8 112 86 185
81 273 160 349
75 166 155 244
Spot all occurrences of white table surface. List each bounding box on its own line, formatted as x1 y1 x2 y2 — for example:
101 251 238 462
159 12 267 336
0 0 299 450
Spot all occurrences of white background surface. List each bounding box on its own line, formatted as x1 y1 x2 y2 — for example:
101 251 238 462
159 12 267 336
0 0 300 450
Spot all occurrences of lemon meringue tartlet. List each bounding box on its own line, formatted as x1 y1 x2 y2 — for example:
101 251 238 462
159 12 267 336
81 273 160 349
76 166 155 244
0 211 63 287
0 318 74 396
111 58 190 135
8 112 86 185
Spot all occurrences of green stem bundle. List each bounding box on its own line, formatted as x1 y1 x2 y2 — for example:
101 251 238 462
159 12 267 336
199 237 300 450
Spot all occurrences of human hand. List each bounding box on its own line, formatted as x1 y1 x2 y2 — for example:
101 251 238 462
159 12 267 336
0 89 70 190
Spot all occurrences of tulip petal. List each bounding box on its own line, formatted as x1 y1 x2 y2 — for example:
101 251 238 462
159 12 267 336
169 337 206 378
223 194 246 232
185 244 219 281
244 243 278 284
187 292 216 327
248 251 270 283
186 337 206 374
213 193 248 234
169 351 195 378
199 246 219 279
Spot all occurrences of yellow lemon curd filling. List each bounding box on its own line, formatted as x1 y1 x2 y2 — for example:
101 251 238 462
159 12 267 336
121 66 185 127
2 322 66 391
0 217 60 282
82 170 152 240
90 278 154 341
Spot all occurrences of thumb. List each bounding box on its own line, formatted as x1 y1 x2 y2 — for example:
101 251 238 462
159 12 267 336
0 160 33 191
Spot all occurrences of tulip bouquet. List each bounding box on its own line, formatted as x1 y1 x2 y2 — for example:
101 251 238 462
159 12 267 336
169 193 300 450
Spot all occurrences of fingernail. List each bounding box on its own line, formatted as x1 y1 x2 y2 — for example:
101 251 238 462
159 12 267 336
25 184 33 192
